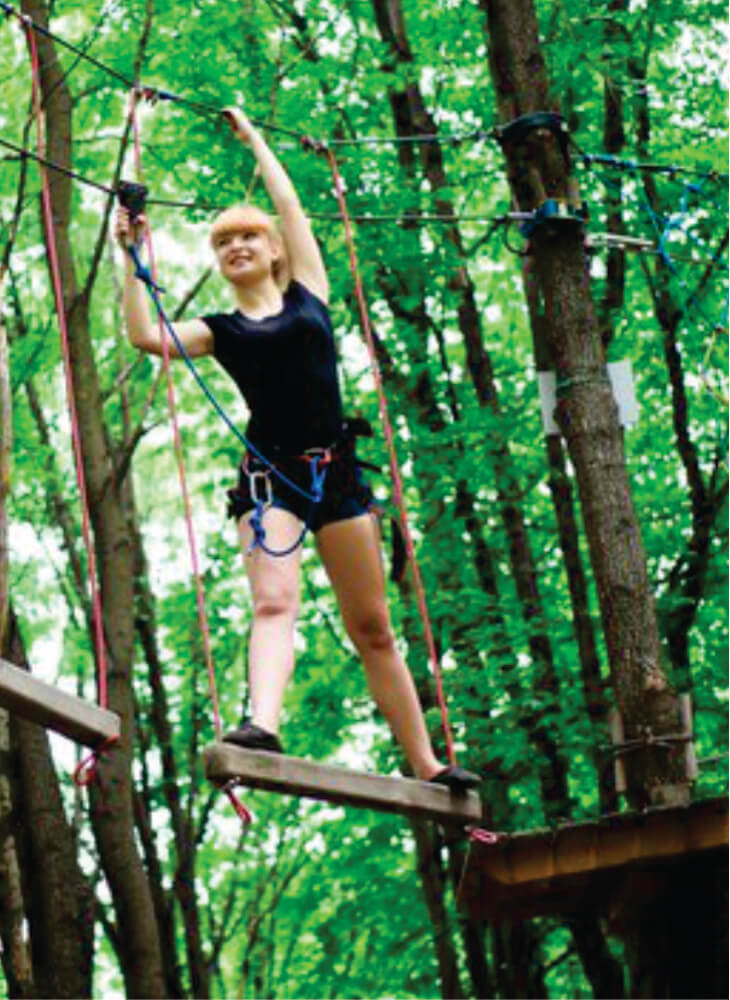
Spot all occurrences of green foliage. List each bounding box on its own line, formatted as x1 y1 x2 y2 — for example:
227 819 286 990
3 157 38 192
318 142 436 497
1 0 726 996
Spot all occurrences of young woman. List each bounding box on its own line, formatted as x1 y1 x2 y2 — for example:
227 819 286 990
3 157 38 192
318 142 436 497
115 107 478 790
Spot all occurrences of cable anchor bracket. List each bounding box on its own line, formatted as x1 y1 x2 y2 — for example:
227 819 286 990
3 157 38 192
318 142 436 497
520 198 589 238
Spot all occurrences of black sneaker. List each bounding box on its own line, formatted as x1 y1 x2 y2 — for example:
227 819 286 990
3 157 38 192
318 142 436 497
428 765 481 794
222 719 283 754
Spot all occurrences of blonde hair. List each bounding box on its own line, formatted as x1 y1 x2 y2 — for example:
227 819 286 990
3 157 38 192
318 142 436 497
209 204 289 289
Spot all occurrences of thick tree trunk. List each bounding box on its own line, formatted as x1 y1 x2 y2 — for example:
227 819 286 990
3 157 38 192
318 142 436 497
1 608 94 999
128 469 207 997
0 706 34 1000
480 0 687 807
523 262 615 813
369 4 627 992
0 302 9 652
20 1 166 994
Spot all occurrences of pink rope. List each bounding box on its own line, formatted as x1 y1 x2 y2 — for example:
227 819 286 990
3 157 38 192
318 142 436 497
24 20 111 714
73 736 119 786
127 91 224 742
225 784 253 824
323 146 457 766
469 827 499 845
128 94 252 825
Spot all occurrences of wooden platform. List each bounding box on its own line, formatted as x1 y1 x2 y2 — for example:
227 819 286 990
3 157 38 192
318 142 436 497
0 657 120 748
204 742 482 825
457 796 729 920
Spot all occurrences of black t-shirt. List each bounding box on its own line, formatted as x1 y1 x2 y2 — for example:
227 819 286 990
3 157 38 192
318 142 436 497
202 281 344 453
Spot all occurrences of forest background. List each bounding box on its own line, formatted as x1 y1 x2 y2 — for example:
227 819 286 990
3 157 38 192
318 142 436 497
0 0 727 997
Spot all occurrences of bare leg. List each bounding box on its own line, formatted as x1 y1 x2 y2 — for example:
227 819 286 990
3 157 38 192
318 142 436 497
316 513 444 780
238 507 303 734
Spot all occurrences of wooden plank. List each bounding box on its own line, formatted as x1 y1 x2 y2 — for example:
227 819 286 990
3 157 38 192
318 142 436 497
204 742 482 825
0 658 120 748
457 796 729 920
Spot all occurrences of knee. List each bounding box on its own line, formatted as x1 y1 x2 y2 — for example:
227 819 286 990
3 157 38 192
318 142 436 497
253 585 299 622
347 609 395 654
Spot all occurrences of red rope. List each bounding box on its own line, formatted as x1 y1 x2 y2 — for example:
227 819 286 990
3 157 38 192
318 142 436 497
127 91 223 740
323 146 457 767
128 93 252 824
73 735 120 786
469 827 499 844
24 19 110 714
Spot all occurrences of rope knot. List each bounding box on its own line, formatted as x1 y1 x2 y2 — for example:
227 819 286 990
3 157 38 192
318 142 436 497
127 245 166 293
72 734 120 787
300 135 328 154
247 500 269 554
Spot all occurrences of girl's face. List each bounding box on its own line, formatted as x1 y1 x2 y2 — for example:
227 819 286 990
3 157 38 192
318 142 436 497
210 206 283 288
212 226 280 286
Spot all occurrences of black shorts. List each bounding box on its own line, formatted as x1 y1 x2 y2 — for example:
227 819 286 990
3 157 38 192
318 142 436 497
225 444 375 534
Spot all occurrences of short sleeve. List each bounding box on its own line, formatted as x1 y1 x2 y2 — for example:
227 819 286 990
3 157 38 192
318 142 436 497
200 313 232 358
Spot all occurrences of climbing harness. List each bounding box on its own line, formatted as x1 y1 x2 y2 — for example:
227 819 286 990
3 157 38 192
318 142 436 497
117 183 327 557
244 449 330 558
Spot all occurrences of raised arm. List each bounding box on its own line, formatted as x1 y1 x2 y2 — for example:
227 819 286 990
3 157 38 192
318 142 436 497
115 207 213 358
223 108 329 303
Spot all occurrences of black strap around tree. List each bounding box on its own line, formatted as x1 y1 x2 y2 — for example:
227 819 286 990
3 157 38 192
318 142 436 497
493 111 570 163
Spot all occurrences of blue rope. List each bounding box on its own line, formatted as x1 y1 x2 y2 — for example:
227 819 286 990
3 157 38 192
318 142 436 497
248 457 328 557
579 152 727 182
127 244 318 502
127 243 331 555
630 170 724 331
581 157 727 334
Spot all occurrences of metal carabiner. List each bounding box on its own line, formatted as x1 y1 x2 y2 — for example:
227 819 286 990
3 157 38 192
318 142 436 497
301 446 333 466
248 469 273 507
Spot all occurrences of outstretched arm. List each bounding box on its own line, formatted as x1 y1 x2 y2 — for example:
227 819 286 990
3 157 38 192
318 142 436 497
115 208 213 358
223 108 329 303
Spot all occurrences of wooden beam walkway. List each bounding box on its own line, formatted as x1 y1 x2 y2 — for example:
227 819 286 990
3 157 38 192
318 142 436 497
204 742 482 825
0 657 120 748
457 796 729 920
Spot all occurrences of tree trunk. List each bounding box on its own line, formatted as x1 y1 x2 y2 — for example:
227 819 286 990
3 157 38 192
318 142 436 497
1 607 94 999
629 56 729 693
597 0 628 348
609 850 728 998
0 701 34 999
522 261 615 814
479 0 687 807
0 301 9 652
20 1 166 994
410 821 465 999
492 920 548 999
128 462 207 997
370 0 576 824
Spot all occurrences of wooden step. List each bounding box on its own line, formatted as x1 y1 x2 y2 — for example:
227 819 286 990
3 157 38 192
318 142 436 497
204 742 482 825
0 657 120 748
457 796 729 920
